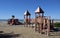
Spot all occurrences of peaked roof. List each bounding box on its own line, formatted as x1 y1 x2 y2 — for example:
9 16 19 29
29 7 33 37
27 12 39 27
35 6 44 13
24 10 31 16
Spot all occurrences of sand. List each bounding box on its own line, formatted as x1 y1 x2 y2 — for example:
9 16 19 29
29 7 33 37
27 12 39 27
0 22 60 38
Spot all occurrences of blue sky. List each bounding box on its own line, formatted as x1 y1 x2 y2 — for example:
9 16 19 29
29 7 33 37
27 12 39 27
0 0 60 19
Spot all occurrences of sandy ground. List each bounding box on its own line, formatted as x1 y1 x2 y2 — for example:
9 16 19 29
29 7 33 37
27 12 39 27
0 22 60 38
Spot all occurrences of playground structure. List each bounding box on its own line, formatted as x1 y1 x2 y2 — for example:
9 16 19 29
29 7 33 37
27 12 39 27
24 6 54 35
34 6 54 35
24 10 31 27
8 15 23 25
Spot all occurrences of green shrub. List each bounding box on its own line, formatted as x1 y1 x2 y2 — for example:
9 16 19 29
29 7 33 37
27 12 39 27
54 23 60 27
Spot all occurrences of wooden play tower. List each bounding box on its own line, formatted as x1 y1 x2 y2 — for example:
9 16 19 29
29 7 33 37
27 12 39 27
35 6 50 35
24 10 31 27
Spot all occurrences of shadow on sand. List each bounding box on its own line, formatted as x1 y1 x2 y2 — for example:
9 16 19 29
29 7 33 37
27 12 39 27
0 31 20 38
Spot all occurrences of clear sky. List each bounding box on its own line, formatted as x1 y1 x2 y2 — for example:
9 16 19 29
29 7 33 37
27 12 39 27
0 0 60 19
